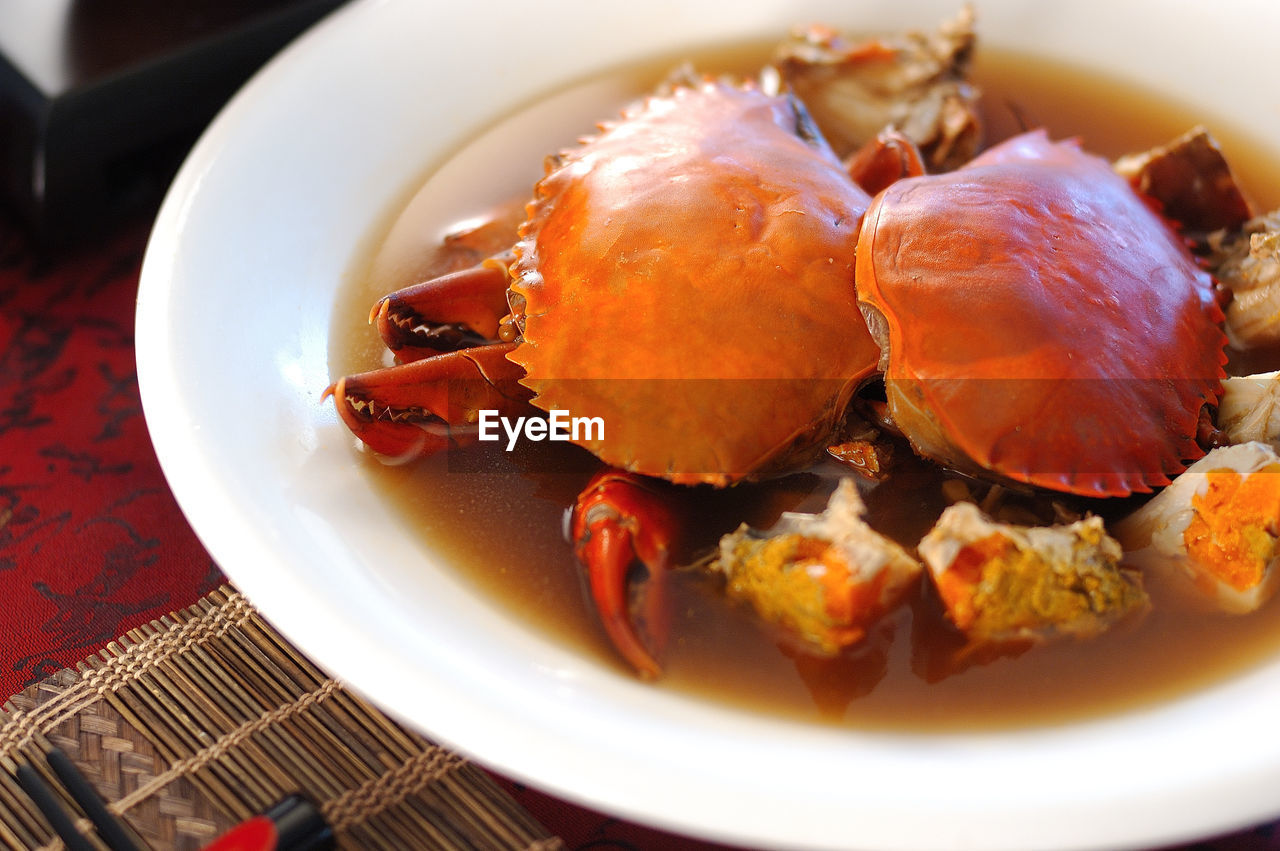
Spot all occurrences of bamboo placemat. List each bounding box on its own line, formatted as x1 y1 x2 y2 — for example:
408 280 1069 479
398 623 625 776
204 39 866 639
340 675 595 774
0 586 564 850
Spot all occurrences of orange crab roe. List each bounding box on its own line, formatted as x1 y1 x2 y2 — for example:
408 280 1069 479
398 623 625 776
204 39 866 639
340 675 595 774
1184 466 1280 591
932 534 1008 632
721 534 892 654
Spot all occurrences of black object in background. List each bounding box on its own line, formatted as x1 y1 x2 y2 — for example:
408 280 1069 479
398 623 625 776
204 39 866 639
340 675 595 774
0 0 349 245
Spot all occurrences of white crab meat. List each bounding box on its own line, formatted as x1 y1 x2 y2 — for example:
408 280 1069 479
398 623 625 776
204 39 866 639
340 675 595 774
1117 442 1280 614
712 479 921 655
772 6 980 169
1208 211 1280 349
1218 371 1280 446
918 502 1146 645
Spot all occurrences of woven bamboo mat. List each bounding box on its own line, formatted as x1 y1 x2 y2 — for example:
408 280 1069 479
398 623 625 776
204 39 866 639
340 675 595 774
0 586 564 850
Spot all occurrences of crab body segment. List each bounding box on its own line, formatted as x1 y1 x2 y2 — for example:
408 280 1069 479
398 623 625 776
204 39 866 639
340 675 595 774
854 130 1228 497
508 82 883 485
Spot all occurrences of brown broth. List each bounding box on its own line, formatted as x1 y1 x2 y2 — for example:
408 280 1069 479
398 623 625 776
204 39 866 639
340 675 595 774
329 45 1280 731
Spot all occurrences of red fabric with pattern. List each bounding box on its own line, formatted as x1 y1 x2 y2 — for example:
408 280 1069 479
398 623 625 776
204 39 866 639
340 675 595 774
0 218 222 696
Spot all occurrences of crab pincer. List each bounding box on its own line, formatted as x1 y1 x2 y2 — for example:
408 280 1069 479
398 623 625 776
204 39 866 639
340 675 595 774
570 470 683 679
325 342 533 461
371 257 514 359
328 253 533 459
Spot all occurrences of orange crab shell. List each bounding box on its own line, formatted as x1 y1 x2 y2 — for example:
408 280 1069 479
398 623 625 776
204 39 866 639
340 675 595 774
507 82 882 486
854 130 1227 498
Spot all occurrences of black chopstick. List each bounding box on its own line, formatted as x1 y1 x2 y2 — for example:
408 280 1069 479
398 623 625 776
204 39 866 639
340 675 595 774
46 747 146 851
12 760 95 851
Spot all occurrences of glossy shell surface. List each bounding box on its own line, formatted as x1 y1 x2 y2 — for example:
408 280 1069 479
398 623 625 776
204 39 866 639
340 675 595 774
509 83 881 485
855 130 1227 497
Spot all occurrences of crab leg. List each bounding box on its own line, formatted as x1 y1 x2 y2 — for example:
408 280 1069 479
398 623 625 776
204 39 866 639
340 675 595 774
325 341 532 461
846 130 925 196
570 470 683 679
372 256 513 360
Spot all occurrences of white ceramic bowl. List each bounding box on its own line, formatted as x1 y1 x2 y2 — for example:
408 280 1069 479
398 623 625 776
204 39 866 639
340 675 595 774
136 1 1280 848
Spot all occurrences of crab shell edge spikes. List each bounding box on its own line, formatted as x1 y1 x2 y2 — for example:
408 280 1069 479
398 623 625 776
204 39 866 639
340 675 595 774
855 129 1228 498
507 82 881 486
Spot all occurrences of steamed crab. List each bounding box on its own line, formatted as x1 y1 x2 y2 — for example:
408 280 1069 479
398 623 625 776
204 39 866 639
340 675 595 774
328 74 1225 677
331 82 882 676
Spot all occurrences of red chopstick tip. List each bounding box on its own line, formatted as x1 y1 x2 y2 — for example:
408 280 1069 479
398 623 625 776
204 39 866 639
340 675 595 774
202 816 275 851
202 795 332 851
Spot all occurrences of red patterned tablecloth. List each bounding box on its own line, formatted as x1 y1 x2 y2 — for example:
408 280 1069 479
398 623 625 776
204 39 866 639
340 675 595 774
0 218 219 692
1 211 1277 850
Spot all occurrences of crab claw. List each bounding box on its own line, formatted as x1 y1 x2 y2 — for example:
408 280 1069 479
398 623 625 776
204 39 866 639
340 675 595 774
571 470 682 679
324 341 532 462
372 256 513 360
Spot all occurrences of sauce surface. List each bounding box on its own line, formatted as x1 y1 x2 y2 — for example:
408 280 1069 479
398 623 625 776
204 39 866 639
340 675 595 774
329 45 1280 730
